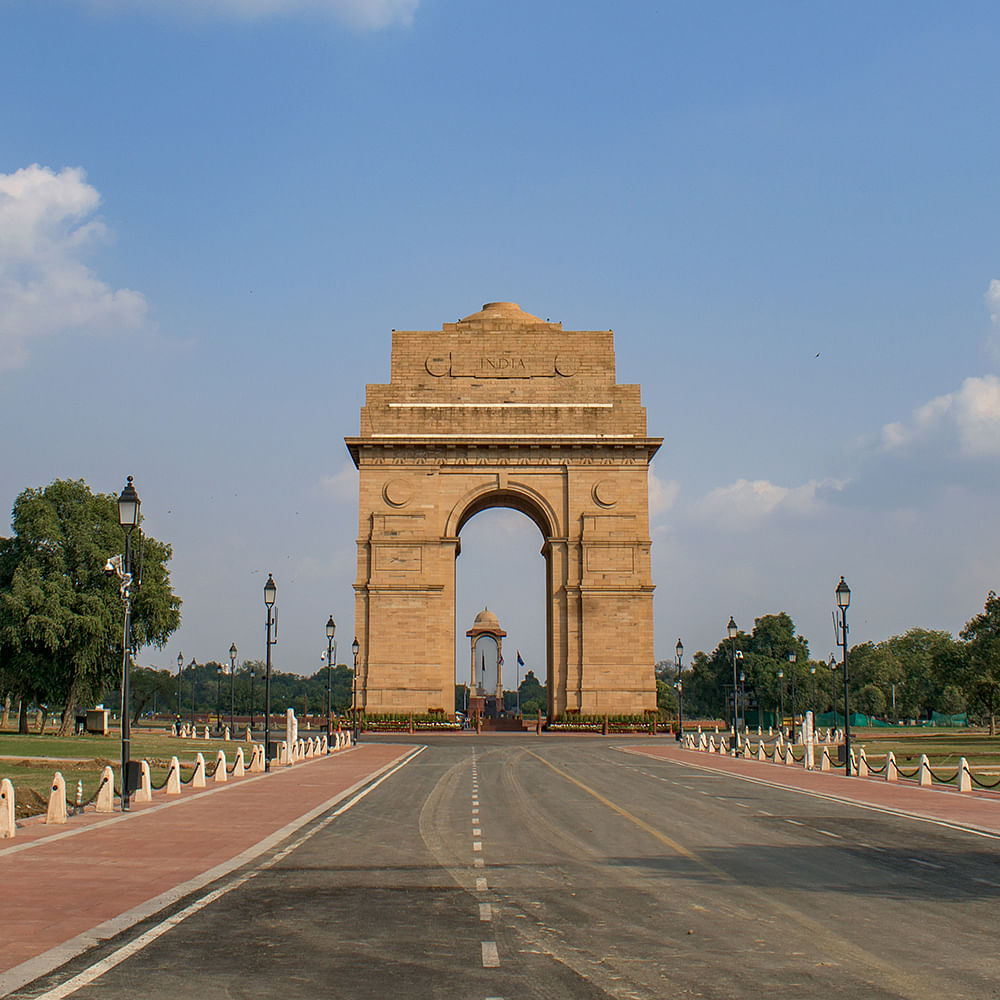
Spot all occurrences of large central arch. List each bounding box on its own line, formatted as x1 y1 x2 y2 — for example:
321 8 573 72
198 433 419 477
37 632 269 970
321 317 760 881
346 302 662 718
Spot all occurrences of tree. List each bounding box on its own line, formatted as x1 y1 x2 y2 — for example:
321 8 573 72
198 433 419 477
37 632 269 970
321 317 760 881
960 591 1000 735
0 479 181 734
518 670 546 715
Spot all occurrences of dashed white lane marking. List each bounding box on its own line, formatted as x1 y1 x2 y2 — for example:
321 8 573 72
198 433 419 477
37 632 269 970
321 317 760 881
482 941 500 967
818 829 841 838
735 802 750 808
974 877 1000 887
474 858 485 867
473 827 482 835
785 819 804 827
479 903 492 921
758 810 773 816
908 858 945 870
474 841 483 851
473 807 480 814
476 877 488 891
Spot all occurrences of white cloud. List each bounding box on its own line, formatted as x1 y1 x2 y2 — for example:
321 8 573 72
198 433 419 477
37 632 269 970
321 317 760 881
319 460 358 502
881 375 1000 458
986 278 1000 362
695 477 841 529
0 164 146 372
78 0 418 29
648 466 680 518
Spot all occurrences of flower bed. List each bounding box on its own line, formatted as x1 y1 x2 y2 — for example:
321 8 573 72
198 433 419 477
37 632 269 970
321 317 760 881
548 714 660 733
360 713 461 732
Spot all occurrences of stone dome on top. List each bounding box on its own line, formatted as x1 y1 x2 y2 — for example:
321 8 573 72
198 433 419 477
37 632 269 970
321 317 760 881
473 607 500 627
459 302 545 324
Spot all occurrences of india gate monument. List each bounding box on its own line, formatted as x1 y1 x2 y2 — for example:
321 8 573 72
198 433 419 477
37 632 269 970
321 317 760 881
345 302 662 718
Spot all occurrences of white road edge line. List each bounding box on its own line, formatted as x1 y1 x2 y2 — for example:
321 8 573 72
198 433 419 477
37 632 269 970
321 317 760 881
18 746 426 1000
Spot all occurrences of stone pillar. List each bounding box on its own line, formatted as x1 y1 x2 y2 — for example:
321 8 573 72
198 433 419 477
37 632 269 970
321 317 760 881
46 772 67 824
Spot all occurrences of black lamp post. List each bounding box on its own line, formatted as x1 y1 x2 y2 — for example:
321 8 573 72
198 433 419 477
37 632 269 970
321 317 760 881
326 616 336 751
189 659 197 729
727 617 738 752
216 664 223 732
352 637 360 743
229 643 237 733
788 653 797 740
264 574 276 773
176 651 183 723
116 476 140 811
810 664 817 722
739 668 746 732
778 667 785 736
248 661 255 734
836 576 852 775
674 638 684 742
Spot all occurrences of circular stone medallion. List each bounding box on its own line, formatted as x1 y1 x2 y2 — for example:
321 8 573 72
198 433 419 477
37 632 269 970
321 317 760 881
425 355 451 377
382 480 413 507
592 479 619 508
554 354 578 377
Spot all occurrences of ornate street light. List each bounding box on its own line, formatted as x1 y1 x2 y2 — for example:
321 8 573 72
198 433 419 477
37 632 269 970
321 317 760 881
674 638 684 742
229 643 237 733
727 617 738 752
778 667 785 735
326 616 336 751
116 477 139 811
264 574 277 773
788 653 797 741
835 576 852 775
352 637 361 743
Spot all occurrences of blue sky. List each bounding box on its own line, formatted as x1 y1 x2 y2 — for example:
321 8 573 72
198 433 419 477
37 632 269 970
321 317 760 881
2 0 999 685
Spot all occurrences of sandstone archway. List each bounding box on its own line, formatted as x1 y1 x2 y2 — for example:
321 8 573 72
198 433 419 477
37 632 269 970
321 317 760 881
346 302 662 718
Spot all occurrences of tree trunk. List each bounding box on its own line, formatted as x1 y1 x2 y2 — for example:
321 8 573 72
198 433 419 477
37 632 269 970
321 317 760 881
1 693 10 729
18 699 29 734
57 680 83 737
37 707 47 733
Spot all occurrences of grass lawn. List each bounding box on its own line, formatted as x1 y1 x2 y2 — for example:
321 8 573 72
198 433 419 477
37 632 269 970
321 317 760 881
0 729 255 817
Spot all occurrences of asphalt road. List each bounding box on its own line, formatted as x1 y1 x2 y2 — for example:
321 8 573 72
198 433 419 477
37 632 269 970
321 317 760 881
15 736 1000 1000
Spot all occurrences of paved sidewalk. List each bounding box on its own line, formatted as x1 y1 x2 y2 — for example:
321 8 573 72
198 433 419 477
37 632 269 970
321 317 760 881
0 742 416 995
627 743 1000 836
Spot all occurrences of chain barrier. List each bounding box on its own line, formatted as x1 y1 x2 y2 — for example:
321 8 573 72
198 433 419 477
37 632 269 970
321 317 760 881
926 765 959 784
895 764 921 779
150 762 173 790
866 760 888 775
205 758 221 778
970 771 1000 790
77 773 110 809
179 763 197 785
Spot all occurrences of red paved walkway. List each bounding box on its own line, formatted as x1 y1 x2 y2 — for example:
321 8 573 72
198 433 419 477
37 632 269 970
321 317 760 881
628 744 1000 836
0 743 415 994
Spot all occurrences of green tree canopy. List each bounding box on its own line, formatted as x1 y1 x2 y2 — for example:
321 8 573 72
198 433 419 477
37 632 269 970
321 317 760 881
0 479 181 733
960 590 1000 734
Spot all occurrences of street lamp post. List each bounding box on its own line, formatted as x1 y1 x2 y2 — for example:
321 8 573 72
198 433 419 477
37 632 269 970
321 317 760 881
836 576 852 776
788 653 797 741
176 651 183 724
326 616 336 751
116 477 140 812
229 643 237 733
739 669 746 732
216 664 223 732
264 574 277 773
352 637 360 743
810 664 817 720
727 617 738 753
248 661 255 734
189 659 196 729
778 667 785 736
674 639 684 741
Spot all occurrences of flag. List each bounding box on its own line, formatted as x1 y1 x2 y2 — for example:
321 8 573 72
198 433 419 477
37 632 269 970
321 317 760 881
516 651 525 667
498 652 503 666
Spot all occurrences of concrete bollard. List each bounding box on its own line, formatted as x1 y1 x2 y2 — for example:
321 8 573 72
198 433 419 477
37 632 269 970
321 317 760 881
96 765 115 812
820 746 831 772
886 751 898 782
233 747 245 777
224 726 231 742
166 756 181 794
857 747 869 778
743 740 751 759
214 750 228 783
708 735 716 753
134 760 153 803
321 735 329 753
245 727 252 742
958 757 972 793
203 725 210 740
298 738 306 759
279 741 289 766
1 778 15 839
757 741 766 761
46 772 68 824
918 754 932 787
784 744 794 766
698 732 707 751
192 752 206 788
